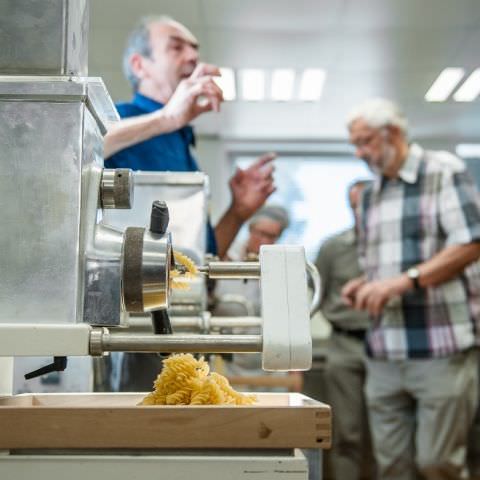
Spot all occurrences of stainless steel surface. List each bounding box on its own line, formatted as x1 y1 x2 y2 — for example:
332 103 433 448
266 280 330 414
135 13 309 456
0 0 88 76
93 330 263 354
103 171 210 315
126 314 262 332
0 81 123 326
200 262 261 279
306 260 322 316
103 172 209 265
101 169 134 209
141 231 171 312
0 76 119 132
0 98 84 324
84 77 120 133
89 328 107 357
79 92 127 328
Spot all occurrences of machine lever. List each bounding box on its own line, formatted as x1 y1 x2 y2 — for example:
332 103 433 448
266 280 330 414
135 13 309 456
149 200 173 339
151 305 173 357
152 310 173 335
149 200 169 235
24 356 68 380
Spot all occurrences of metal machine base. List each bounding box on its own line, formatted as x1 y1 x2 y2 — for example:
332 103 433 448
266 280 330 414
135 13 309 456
0 449 322 480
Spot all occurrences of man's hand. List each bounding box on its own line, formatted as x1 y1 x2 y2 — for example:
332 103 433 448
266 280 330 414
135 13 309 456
229 152 276 221
341 275 367 307
104 63 224 158
161 63 224 129
342 274 412 317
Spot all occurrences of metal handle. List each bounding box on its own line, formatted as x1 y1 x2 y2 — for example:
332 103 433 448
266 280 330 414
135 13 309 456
306 260 321 316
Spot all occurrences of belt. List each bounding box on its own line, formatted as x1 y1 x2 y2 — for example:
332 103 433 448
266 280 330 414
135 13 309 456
332 324 367 341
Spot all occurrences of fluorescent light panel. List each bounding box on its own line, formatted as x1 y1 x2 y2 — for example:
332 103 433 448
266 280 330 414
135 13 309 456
454 68 480 102
271 69 295 101
456 144 480 158
299 69 326 101
425 68 465 102
214 67 236 101
240 69 265 101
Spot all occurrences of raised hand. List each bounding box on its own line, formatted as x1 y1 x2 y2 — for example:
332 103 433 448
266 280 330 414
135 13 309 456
229 152 277 221
162 63 224 129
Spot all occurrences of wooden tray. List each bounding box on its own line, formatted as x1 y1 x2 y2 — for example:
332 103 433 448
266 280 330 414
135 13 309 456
0 392 330 450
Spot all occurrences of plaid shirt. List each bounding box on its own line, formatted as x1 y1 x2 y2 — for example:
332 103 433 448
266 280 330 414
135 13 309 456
359 143 480 360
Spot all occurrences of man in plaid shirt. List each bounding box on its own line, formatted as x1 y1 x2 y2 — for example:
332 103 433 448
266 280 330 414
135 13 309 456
342 98 480 480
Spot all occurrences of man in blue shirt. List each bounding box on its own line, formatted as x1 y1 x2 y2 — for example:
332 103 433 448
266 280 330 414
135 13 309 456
104 16 276 258
102 16 276 393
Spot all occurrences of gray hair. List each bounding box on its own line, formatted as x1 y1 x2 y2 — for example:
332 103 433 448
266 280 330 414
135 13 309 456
346 98 408 134
250 205 290 231
123 15 175 91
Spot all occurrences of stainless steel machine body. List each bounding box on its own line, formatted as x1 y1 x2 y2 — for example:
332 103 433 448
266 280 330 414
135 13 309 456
0 0 88 76
103 172 209 264
0 76 123 326
0 0 174 337
103 172 210 315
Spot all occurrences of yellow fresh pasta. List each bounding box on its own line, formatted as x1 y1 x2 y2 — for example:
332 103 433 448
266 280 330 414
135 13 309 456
173 251 198 275
139 353 257 406
169 251 198 290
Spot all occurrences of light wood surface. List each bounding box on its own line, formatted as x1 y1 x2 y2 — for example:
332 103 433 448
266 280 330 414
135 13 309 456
0 392 331 450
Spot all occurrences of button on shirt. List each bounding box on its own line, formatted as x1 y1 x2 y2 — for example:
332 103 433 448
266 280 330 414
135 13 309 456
358 143 480 360
105 93 217 254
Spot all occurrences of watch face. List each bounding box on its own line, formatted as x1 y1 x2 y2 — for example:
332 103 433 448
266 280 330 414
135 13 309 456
408 267 419 279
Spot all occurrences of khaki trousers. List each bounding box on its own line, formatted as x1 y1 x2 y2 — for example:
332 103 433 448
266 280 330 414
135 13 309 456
322 331 374 480
365 349 478 480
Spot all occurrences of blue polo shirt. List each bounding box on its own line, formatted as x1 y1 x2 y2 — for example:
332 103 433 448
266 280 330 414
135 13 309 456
105 93 217 254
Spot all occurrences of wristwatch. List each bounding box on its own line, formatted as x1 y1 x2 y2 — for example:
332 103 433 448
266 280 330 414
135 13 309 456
406 266 421 289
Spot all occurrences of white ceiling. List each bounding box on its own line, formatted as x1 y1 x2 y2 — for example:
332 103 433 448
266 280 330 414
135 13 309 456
89 0 480 142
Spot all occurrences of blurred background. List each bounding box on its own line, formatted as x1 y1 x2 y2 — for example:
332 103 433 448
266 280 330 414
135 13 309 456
90 0 480 258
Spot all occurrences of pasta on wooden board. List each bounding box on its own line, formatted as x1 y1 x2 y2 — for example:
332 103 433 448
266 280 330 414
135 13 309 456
139 353 257 406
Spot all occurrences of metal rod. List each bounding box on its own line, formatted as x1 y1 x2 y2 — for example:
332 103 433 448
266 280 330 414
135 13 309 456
97 333 262 353
210 317 262 329
126 316 262 330
199 261 261 279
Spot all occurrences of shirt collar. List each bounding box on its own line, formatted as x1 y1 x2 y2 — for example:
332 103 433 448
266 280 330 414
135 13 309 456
132 92 165 113
397 143 423 184
372 142 423 192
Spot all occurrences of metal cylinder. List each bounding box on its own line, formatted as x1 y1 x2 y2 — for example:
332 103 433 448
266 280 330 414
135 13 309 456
200 261 261 279
101 168 134 209
126 315 262 332
91 330 262 354
141 230 171 311
122 228 171 313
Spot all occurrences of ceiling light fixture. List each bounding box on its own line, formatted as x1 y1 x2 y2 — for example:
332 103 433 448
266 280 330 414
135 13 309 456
456 143 480 158
240 69 265 101
214 67 236 101
271 69 295 101
298 69 326 101
453 69 480 102
424 68 465 102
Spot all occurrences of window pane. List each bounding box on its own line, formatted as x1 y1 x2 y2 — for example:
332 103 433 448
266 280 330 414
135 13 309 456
236 156 371 259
